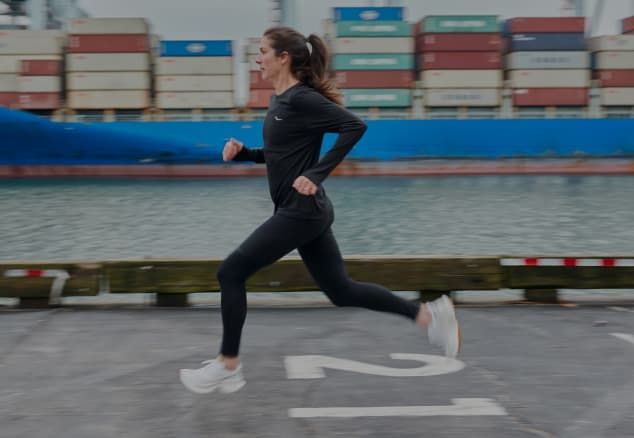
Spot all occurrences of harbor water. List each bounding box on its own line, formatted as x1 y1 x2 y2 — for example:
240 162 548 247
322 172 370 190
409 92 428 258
2 175 634 261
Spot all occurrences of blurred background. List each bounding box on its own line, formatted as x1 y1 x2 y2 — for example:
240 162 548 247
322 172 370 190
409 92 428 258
1 0 634 263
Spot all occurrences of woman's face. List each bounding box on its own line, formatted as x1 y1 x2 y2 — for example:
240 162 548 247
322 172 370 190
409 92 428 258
256 36 288 82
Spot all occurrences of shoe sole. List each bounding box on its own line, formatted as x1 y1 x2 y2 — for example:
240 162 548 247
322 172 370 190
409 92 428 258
446 297 461 358
179 370 246 394
456 322 462 356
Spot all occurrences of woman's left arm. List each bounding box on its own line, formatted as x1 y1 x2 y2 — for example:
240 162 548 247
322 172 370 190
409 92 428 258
292 90 367 185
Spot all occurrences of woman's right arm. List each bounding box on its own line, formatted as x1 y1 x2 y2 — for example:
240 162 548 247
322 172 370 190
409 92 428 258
223 138 265 163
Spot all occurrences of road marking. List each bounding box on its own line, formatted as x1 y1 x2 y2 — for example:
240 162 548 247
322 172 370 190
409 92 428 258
284 353 464 379
608 306 634 313
610 333 634 345
289 398 507 418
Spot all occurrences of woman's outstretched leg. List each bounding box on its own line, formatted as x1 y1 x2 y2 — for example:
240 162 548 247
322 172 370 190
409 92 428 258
298 228 460 357
180 213 329 394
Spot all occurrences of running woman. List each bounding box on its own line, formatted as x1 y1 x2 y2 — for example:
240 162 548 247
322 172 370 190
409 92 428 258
179 27 460 394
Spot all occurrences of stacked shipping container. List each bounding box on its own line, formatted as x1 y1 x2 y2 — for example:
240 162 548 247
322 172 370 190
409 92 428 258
328 7 414 109
415 15 503 109
0 30 64 110
66 18 152 110
623 16 634 35
2 13 634 116
590 35 634 107
246 37 271 109
505 17 589 108
156 40 234 109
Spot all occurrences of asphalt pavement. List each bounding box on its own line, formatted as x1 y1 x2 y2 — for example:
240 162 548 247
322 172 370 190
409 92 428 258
1 303 634 438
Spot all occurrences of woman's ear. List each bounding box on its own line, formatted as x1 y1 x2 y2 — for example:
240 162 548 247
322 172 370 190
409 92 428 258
279 51 290 65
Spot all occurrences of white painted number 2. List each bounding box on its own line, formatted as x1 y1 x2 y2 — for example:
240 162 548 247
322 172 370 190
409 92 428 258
284 353 507 419
284 353 465 379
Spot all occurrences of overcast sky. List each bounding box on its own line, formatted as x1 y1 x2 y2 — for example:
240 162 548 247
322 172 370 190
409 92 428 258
78 0 634 39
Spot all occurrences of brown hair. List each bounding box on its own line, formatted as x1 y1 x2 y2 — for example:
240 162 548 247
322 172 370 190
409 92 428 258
263 26 343 105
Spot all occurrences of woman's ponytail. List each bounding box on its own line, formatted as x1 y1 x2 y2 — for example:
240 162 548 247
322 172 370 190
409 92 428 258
304 34 343 105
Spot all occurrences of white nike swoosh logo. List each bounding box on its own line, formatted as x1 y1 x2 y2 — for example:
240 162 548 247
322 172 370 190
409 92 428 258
274 116 283 121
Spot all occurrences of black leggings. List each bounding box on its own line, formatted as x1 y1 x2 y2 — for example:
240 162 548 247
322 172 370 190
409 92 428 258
216 212 420 357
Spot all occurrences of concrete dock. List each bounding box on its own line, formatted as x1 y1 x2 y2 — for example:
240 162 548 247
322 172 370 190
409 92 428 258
2 303 633 437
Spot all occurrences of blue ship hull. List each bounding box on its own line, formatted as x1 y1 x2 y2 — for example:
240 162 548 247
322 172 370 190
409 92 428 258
2 107 634 176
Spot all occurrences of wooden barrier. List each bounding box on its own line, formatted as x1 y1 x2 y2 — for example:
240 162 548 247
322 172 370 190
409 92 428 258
2 256 633 307
0 261 101 307
501 257 634 302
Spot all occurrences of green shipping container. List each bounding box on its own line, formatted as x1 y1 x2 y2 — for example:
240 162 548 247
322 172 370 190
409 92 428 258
334 21 412 37
333 54 414 70
422 15 500 33
343 89 412 108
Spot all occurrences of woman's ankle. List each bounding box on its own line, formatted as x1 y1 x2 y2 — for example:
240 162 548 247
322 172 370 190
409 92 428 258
416 303 432 327
217 354 240 370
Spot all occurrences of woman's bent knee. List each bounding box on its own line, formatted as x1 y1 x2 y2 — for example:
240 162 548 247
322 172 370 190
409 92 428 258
217 251 254 285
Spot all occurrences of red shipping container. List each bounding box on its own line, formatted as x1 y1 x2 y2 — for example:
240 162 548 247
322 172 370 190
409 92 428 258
67 34 150 53
412 20 422 36
596 70 634 87
508 17 586 33
18 92 61 109
334 70 414 88
420 52 501 69
248 89 273 108
20 60 62 76
623 16 634 33
0 92 19 107
416 34 502 52
512 88 588 106
249 71 272 90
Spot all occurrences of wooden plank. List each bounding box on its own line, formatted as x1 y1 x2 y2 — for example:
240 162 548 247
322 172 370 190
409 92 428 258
0 262 101 298
106 260 221 293
102 257 503 294
345 257 501 290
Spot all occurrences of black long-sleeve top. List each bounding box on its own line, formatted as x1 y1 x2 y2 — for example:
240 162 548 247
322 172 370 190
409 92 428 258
234 82 367 220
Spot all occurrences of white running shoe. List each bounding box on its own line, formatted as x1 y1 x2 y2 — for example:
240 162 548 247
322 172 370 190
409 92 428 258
179 359 246 394
426 295 461 358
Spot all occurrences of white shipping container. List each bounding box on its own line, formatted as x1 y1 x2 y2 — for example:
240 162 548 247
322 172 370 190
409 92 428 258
331 37 414 54
509 69 590 88
67 72 150 91
0 30 64 39
0 36 64 55
155 57 233 75
425 88 500 107
156 75 233 92
67 90 150 109
588 35 634 52
0 54 61 73
594 52 634 69
322 19 335 38
66 53 151 72
248 54 259 71
246 37 261 55
506 51 590 69
156 91 234 109
17 76 61 93
69 17 149 35
0 73 17 91
600 88 634 106
421 70 502 88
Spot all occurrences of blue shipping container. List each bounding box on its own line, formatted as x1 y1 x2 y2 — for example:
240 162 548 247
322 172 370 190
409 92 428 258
510 33 586 51
160 40 233 57
333 7 404 22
